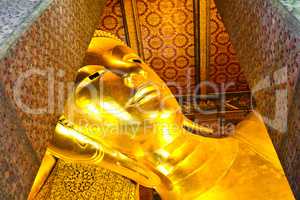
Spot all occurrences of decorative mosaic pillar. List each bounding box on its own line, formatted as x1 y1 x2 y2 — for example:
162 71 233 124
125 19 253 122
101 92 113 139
0 0 106 198
214 0 300 197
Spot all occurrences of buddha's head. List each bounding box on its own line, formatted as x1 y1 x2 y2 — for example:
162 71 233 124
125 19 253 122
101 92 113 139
62 31 212 155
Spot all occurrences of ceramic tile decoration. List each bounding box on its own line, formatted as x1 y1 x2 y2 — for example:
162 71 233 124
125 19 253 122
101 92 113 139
0 0 106 198
214 0 300 197
0 0 52 59
208 0 249 93
280 0 300 21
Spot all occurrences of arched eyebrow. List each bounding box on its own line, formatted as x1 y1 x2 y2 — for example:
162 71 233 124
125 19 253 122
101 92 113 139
131 59 142 63
75 65 106 85
88 72 100 80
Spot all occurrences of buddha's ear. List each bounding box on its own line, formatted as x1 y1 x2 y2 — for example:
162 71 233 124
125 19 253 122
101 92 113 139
75 65 106 85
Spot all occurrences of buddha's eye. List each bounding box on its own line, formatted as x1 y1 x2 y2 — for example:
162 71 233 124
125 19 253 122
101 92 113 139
127 57 143 64
89 72 100 80
132 59 142 63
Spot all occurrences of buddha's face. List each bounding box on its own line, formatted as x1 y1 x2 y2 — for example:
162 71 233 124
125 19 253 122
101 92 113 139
64 37 184 153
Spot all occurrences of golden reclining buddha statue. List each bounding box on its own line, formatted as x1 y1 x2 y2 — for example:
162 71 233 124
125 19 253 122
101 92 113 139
28 31 295 200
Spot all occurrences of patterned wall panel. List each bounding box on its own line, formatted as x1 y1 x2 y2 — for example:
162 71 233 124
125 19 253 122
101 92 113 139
136 0 196 95
214 0 300 197
208 0 250 93
0 0 50 59
98 0 126 43
0 0 106 198
97 0 251 96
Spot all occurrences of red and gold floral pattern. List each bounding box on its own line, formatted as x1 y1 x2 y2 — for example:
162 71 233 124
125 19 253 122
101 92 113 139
98 0 126 43
97 0 251 95
136 0 196 95
208 0 249 93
